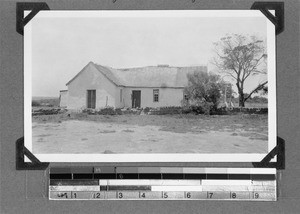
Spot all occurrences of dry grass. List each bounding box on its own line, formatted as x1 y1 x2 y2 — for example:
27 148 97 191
33 112 268 141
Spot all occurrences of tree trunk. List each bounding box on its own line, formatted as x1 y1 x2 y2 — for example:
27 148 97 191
239 93 245 107
236 83 245 107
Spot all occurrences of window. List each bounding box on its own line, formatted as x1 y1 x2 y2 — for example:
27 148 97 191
153 89 159 102
120 89 123 102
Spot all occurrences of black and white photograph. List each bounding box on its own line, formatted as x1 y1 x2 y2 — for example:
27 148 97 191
24 10 276 162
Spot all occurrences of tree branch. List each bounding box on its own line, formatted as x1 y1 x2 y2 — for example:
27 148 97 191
244 81 268 102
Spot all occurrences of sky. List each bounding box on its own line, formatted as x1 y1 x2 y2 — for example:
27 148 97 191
29 12 268 97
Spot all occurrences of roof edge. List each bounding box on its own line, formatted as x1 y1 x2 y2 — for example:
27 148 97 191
66 61 94 86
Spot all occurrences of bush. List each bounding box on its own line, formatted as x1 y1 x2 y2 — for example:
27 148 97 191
182 100 214 115
193 101 214 115
32 100 41 107
115 108 122 115
82 107 122 115
143 107 150 113
148 106 182 115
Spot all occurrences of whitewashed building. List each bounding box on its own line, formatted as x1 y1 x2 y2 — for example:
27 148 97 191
59 62 207 110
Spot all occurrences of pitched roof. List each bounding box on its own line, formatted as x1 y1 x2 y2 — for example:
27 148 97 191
67 62 207 88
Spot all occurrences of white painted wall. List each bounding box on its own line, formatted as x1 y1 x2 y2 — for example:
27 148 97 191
67 63 117 110
123 87 184 108
59 90 68 107
115 87 126 108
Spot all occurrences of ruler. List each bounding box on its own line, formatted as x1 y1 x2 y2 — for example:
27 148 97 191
49 167 276 201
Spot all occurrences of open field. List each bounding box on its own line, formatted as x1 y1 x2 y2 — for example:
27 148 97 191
32 113 268 154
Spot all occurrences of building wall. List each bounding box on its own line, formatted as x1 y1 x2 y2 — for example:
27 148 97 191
115 87 126 108
59 90 68 107
67 63 117 110
123 87 184 108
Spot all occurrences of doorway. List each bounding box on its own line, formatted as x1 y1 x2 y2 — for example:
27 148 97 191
87 90 96 109
132 90 141 108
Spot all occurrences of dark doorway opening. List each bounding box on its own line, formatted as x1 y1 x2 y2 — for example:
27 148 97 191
87 90 96 109
132 90 141 108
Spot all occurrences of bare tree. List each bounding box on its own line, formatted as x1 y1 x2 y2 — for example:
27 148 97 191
212 34 267 107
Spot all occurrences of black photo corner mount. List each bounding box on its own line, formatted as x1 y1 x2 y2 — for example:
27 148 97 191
252 137 285 170
250 2 285 170
16 2 50 35
16 137 49 170
16 1 50 170
251 1 284 35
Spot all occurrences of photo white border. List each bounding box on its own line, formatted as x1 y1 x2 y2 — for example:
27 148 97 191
24 10 276 162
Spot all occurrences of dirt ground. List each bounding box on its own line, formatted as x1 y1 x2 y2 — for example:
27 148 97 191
32 113 268 154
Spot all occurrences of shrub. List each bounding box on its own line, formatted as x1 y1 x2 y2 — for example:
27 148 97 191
115 108 122 115
97 106 115 115
147 106 182 115
192 101 214 115
182 100 214 115
32 100 41 106
82 106 123 115
143 107 150 113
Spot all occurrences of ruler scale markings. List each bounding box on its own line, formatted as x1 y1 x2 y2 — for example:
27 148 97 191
139 191 162 199
162 191 185 199
50 185 100 191
207 191 231 199
49 167 276 201
117 191 140 199
184 191 207 199
230 191 251 199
